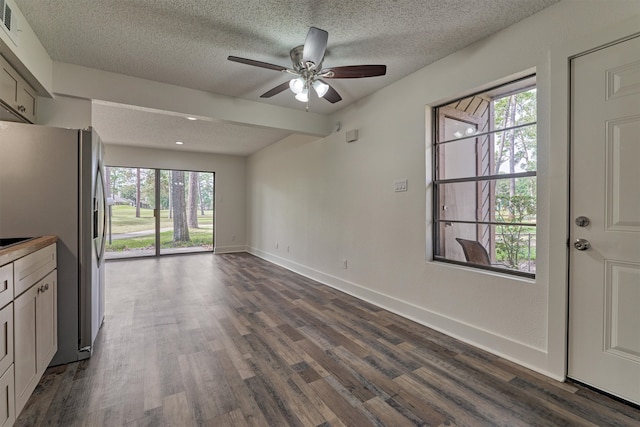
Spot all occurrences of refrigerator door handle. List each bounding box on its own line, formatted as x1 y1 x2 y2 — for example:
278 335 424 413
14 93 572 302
94 165 107 265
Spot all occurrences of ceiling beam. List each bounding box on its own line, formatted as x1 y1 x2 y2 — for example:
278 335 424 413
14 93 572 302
52 62 333 137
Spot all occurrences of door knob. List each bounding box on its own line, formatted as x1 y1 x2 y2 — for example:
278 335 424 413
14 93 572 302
574 238 591 251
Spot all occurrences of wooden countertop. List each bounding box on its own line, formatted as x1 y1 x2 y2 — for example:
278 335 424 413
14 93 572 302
0 236 58 266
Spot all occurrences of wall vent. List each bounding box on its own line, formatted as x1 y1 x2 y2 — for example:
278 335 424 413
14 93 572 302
0 0 19 46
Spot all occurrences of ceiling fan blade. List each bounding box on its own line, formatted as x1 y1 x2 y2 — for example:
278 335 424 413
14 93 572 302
320 80 342 103
323 65 387 79
227 56 287 72
260 81 290 98
302 27 328 67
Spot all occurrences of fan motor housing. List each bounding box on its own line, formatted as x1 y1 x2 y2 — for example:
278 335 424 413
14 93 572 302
289 45 305 71
290 45 324 71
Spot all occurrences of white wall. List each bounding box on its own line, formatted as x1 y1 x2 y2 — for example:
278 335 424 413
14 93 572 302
106 145 247 253
247 0 640 379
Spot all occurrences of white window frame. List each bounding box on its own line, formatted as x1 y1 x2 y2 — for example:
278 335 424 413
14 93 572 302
432 75 537 278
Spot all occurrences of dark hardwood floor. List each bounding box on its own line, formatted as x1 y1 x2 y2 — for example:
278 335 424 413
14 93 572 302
15 253 640 426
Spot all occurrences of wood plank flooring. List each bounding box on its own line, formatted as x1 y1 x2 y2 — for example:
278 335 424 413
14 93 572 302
15 253 640 426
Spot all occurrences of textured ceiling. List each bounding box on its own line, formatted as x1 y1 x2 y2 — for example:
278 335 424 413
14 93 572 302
15 0 559 155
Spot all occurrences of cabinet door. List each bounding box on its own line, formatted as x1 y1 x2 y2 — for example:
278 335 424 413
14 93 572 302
0 54 37 123
0 55 18 105
36 271 57 371
0 304 13 376
13 284 37 415
0 365 15 427
16 83 36 123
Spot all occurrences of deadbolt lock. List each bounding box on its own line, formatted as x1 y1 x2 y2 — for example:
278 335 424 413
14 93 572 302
575 216 590 227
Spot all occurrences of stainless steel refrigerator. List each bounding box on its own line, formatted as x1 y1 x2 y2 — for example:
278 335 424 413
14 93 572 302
0 121 107 365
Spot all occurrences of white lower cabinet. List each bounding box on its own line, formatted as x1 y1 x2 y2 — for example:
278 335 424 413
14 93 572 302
36 271 57 375
0 365 15 427
0 241 58 426
0 304 13 377
14 283 37 416
0 265 14 427
0 303 14 427
14 269 57 415
0 241 57 426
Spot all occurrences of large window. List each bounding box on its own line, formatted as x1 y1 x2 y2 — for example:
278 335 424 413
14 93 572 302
433 75 536 277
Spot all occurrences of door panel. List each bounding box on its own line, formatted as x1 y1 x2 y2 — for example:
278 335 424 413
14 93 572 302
105 167 157 259
604 260 640 361
606 117 640 231
160 169 214 255
569 35 640 404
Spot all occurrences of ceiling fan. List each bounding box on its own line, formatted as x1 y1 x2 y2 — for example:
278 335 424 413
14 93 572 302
228 27 386 108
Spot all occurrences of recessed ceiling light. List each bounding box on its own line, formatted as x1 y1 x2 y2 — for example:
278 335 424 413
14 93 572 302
175 141 184 145
186 116 197 121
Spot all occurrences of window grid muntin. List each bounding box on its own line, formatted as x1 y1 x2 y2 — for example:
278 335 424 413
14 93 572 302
437 121 537 146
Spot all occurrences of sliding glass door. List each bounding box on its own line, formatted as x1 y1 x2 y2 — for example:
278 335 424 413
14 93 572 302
159 170 214 255
104 167 157 259
105 166 214 259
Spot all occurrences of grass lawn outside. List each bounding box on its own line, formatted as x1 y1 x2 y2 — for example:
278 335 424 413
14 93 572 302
108 205 213 233
106 205 214 253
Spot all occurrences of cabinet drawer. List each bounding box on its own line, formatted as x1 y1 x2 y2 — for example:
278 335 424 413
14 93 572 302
0 265 12 309
14 244 56 297
0 365 15 427
0 304 12 376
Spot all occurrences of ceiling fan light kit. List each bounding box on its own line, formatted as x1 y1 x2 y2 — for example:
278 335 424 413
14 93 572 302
295 88 309 103
289 77 305 94
228 26 387 110
312 80 329 98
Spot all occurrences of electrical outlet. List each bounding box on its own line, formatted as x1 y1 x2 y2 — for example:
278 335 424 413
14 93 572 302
287 245 290 252
394 179 408 192
275 242 279 249
343 259 348 269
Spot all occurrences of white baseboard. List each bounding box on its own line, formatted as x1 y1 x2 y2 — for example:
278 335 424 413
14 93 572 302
214 245 247 254
248 246 559 381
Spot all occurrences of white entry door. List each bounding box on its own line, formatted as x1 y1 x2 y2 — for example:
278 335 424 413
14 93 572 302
569 34 640 404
